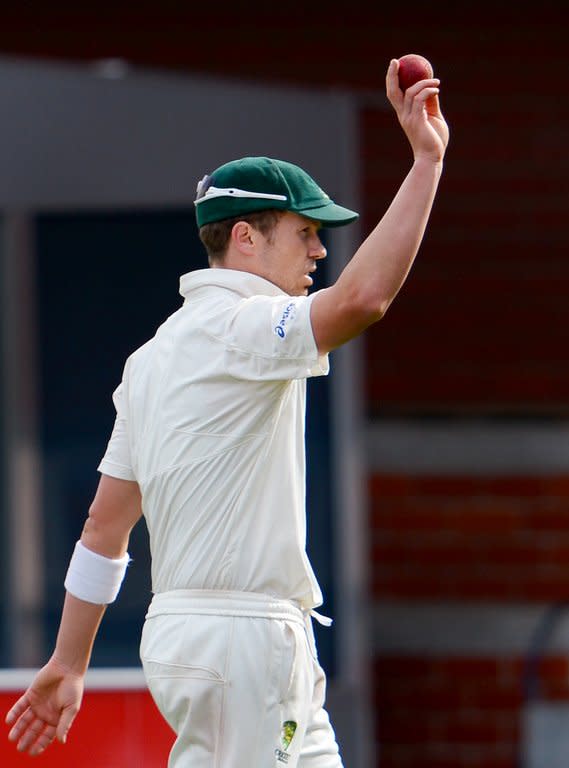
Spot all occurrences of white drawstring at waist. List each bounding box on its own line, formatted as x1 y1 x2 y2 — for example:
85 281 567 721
308 609 333 627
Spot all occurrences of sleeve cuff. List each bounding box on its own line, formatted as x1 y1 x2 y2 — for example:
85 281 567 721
97 460 136 482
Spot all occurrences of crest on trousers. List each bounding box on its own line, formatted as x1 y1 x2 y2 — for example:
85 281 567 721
281 721 297 750
275 721 297 763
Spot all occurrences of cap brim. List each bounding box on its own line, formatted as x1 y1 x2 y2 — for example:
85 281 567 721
297 201 359 228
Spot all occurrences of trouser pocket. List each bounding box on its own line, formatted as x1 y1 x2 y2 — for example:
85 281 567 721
140 613 230 756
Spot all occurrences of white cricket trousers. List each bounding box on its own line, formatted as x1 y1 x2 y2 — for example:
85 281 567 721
140 589 343 768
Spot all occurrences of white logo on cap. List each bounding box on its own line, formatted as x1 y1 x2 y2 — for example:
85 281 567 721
194 186 287 205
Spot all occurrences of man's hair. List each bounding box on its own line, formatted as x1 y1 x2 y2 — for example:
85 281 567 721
199 209 282 266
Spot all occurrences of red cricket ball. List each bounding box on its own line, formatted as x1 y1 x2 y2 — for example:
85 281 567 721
397 53 434 91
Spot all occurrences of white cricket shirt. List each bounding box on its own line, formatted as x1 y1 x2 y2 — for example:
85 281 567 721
98 268 330 610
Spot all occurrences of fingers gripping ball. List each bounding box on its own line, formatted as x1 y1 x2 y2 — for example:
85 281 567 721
397 53 434 91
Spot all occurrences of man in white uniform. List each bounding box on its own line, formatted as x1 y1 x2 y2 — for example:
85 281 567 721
5 59 449 766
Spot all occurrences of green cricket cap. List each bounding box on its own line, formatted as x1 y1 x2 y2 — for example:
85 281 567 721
194 156 359 228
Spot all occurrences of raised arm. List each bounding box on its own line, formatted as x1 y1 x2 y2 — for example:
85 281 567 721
5 474 142 756
311 57 450 353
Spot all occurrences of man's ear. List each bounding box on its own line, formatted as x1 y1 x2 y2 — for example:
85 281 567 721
231 221 256 256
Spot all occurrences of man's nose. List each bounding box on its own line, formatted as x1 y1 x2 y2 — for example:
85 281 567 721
312 239 327 260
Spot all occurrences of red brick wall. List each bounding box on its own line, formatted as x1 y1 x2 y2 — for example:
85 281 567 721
374 655 569 768
359 18 569 754
370 474 569 767
360 97 569 415
369 475 569 601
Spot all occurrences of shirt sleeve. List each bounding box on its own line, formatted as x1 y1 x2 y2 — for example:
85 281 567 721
222 292 329 381
97 381 136 481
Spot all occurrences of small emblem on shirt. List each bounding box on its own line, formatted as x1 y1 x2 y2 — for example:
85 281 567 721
274 302 297 339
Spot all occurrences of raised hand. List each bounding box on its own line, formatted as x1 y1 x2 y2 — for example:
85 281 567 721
386 57 450 164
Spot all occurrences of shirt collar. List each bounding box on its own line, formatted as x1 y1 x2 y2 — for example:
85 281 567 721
179 268 288 300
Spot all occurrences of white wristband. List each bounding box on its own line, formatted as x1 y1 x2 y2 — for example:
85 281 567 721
64 540 130 605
